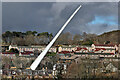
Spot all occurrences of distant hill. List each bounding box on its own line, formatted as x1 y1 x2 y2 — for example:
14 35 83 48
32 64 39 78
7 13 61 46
94 30 120 44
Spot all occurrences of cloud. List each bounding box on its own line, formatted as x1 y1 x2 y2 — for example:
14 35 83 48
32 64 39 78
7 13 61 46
2 2 118 35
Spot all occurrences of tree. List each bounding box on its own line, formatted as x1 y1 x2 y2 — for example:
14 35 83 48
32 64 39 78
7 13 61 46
12 57 23 69
65 58 86 78
37 32 52 45
34 49 40 57
2 31 13 44
9 48 19 53
32 31 37 36
48 33 53 42
55 32 72 45
24 34 35 45
82 32 87 39
26 31 33 35
12 57 33 69
2 56 11 69
104 41 110 44
37 32 49 37
12 31 22 37
65 58 101 78
12 37 26 46
82 40 94 45
73 34 82 45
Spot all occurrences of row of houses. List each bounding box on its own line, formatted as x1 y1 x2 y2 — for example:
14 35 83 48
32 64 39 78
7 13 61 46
8 45 57 53
8 44 119 53
1 44 120 57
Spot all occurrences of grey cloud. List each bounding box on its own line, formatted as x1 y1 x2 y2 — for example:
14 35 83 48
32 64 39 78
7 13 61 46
2 2 118 35
2 0 119 2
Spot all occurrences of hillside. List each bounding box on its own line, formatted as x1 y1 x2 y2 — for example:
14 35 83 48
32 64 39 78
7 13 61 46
94 30 120 44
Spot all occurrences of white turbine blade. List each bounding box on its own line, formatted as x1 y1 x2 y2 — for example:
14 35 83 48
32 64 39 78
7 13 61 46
30 5 82 70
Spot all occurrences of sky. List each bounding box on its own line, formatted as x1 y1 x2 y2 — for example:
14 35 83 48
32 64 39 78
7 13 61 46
2 2 118 35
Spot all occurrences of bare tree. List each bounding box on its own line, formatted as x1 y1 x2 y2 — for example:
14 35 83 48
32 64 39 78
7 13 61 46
2 56 11 69
24 35 35 45
55 32 72 45
73 34 82 45
12 57 23 69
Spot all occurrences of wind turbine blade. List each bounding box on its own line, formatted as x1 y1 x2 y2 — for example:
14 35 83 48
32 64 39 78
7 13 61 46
30 5 82 70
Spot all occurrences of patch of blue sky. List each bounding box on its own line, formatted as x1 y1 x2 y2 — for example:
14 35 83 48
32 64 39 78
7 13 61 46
88 16 117 25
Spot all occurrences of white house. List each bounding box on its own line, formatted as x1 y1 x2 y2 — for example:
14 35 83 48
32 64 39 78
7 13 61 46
106 63 118 72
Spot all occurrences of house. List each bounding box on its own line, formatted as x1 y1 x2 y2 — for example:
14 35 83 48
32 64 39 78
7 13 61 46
58 51 76 63
9 45 57 53
8 44 120 57
19 51 34 56
98 62 118 73
58 51 71 54
52 63 67 76
91 44 118 54
1 45 9 52
1 52 16 57
105 63 118 72
58 45 76 52
75 47 88 53
91 44 118 49
94 48 106 53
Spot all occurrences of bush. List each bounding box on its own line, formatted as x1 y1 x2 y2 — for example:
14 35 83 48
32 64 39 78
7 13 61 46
9 48 19 53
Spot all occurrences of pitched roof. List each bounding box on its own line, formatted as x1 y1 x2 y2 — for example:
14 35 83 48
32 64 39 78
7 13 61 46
75 47 87 51
95 48 106 51
21 51 33 55
94 44 115 47
95 48 101 51
58 51 71 54
74 52 114 55
2 52 16 54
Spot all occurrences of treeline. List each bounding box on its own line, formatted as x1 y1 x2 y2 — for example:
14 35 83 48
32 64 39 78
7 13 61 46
55 32 96 45
2 31 97 46
2 31 53 46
